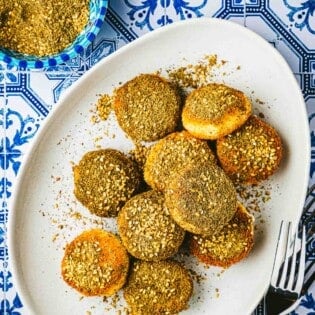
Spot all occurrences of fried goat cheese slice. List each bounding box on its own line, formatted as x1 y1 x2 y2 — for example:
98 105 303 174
182 83 252 140
61 229 129 296
124 260 193 315
216 115 283 184
144 131 215 191
165 161 237 236
118 190 185 261
73 149 141 217
189 202 254 268
113 73 181 142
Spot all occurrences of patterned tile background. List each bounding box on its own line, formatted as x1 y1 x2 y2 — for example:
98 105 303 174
0 0 314 314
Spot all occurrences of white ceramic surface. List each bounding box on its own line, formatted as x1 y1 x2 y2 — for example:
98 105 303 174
8 18 310 315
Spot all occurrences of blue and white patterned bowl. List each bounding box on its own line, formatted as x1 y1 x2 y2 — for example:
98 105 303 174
0 0 108 69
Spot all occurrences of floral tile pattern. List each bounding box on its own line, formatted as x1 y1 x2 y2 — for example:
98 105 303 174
0 1 314 314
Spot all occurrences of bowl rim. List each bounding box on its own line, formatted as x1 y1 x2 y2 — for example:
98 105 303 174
0 0 108 69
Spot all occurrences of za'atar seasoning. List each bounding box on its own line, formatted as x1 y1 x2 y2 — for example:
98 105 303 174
0 0 89 56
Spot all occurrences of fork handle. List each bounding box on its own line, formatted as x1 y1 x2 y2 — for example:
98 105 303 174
265 289 299 315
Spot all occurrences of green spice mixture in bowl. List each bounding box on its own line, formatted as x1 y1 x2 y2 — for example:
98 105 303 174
0 0 108 69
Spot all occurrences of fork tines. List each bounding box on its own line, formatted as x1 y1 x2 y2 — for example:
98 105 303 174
270 221 306 297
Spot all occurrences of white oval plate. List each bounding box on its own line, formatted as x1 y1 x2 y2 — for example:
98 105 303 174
8 18 310 315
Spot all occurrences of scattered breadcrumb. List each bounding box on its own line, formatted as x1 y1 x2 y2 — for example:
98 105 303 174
236 184 272 214
128 142 151 171
167 55 217 88
215 288 220 298
166 54 240 89
97 94 113 121
90 93 113 124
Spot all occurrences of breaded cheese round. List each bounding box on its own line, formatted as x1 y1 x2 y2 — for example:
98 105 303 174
144 131 216 191
61 229 129 296
118 190 185 261
124 260 193 315
113 73 181 141
165 161 237 236
73 149 141 217
182 83 252 140
189 202 254 268
216 115 283 184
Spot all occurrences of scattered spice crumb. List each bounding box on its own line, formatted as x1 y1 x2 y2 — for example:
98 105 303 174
52 233 59 242
255 98 265 105
216 269 226 277
110 293 119 309
215 288 220 298
51 175 62 183
188 268 207 284
71 212 82 220
167 54 221 89
129 142 151 171
236 183 272 214
90 93 113 124
96 94 113 121
93 136 102 145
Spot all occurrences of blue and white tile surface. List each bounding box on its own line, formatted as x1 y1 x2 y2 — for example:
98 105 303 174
0 1 315 314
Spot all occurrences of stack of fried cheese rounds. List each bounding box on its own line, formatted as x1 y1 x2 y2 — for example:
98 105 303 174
61 74 284 314
117 190 193 314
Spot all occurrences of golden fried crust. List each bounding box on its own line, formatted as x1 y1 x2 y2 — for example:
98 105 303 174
73 149 141 217
113 73 181 141
165 161 237 236
61 229 129 297
182 83 252 140
216 115 283 184
144 131 216 191
118 190 185 261
189 203 254 268
124 260 193 315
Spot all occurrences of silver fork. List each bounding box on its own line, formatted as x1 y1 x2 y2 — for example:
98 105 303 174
265 221 306 315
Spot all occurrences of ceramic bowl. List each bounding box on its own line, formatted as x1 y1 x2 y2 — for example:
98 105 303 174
0 0 108 69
